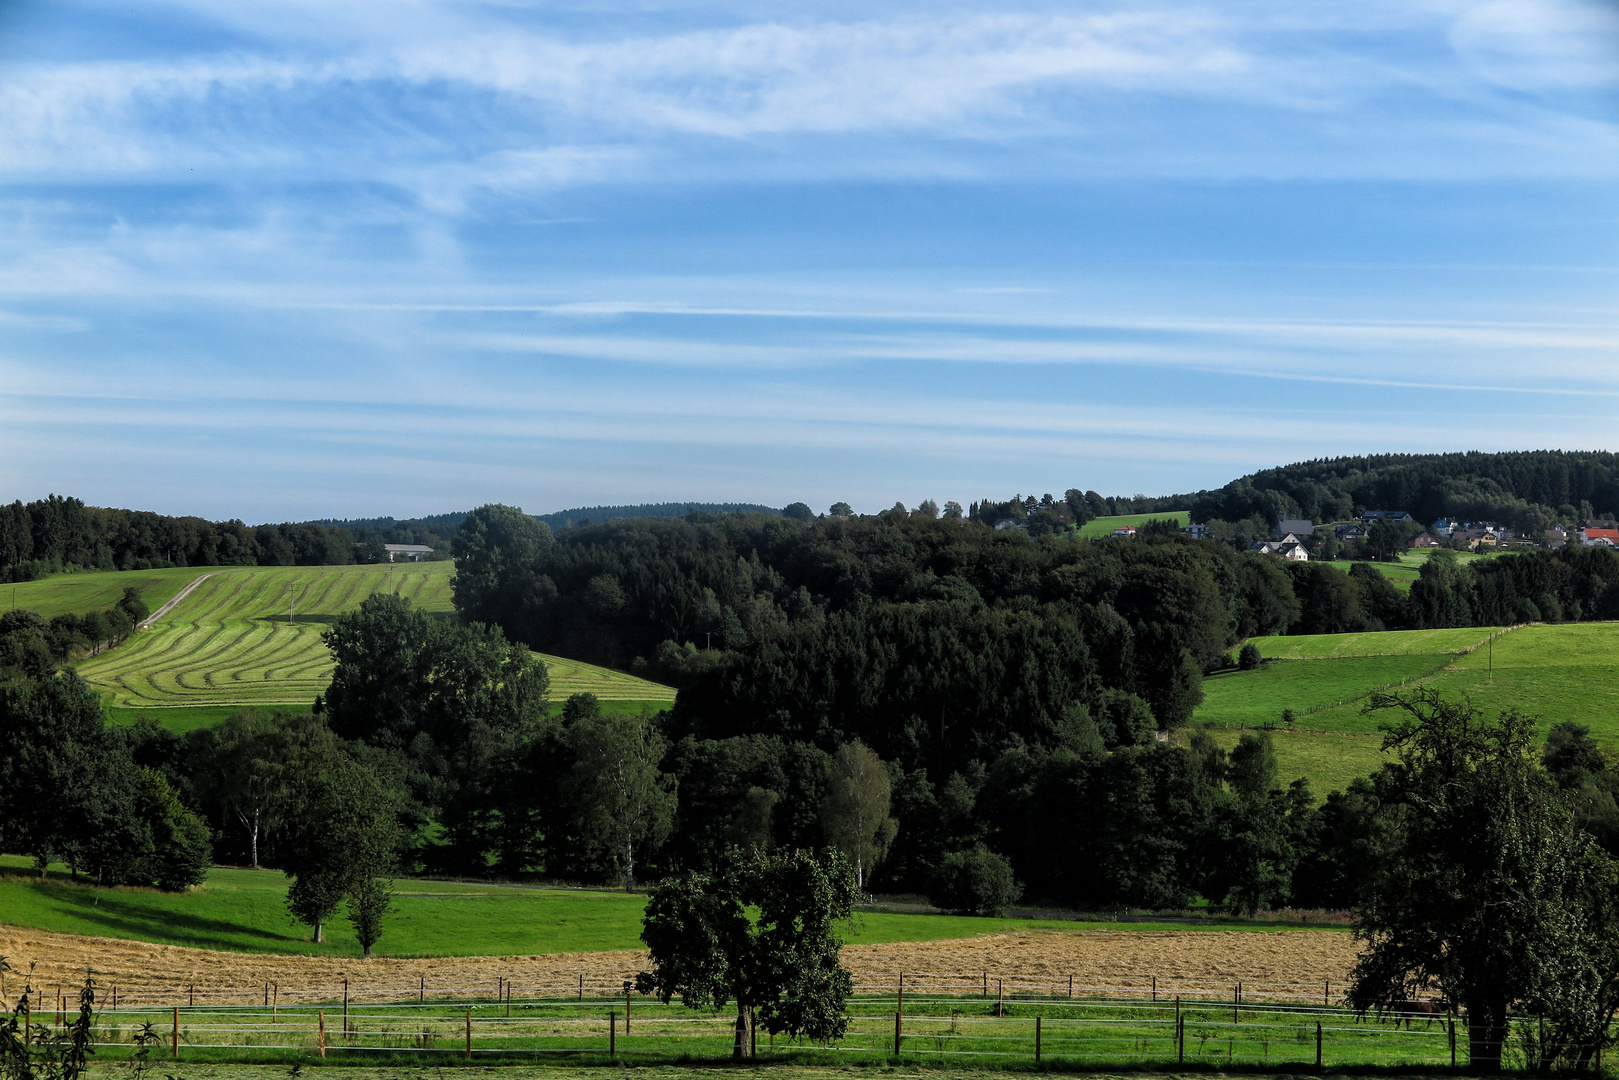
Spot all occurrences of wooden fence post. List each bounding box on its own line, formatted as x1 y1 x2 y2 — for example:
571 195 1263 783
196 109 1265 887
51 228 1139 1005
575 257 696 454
625 984 631 1031
1068 974 1073 999
609 1011 617 1059
272 983 278 1023
465 1010 472 1060
1315 1020 1323 1067
1176 997 1183 1064
997 978 1004 1015
1035 1015 1042 1062
578 974 584 1001
419 975 424 1004
188 985 194 1008
343 978 349 1033
1152 976 1156 1003
1233 984 1239 1024
893 1011 902 1056
982 972 987 998
1450 1016 1457 1068
898 973 904 1014
318 1011 326 1058
172 1006 179 1060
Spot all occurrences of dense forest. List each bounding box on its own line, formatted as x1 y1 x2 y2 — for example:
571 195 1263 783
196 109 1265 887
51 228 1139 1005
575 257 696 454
13 447 1619 919
1188 450 1619 532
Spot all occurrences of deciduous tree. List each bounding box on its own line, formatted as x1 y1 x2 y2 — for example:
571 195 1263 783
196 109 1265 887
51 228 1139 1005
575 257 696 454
637 848 857 1058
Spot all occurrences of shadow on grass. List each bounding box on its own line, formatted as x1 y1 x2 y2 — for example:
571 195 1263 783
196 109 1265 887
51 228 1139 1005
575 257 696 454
252 613 341 626
31 882 309 952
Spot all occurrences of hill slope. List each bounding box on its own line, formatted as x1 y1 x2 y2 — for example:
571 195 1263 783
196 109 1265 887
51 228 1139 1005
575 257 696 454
1192 621 1619 794
72 564 674 713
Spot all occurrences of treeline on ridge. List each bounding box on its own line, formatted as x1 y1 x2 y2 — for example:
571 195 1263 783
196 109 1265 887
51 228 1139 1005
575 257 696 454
0 494 454 582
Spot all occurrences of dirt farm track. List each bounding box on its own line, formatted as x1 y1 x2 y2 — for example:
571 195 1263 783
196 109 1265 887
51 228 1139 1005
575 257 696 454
0 924 1359 1005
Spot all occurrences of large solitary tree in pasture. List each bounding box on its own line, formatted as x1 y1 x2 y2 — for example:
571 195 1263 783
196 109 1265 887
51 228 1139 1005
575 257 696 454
1346 689 1619 1072
637 848 858 1058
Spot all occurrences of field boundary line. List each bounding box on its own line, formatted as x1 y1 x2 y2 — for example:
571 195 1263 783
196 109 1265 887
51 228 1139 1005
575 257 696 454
1292 623 1530 718
139 572 218 629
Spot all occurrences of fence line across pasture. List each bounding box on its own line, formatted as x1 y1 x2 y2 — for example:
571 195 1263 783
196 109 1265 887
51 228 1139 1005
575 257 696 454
6 971 1356 1011
4 977 1508 1070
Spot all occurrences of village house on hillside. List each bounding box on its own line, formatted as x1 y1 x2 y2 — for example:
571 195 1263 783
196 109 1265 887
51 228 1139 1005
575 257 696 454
1254 534 1309 560
1276 518 1314 537
1410 531 1442 548
1111 525 1137 538
1581 526 1619 547
1361 510 1415 524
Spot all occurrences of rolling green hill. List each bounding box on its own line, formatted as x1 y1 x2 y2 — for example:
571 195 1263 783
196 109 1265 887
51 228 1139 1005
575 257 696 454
1191 621 1619 796
64 564 674 726
2 566 205 619
1077 510 1190 538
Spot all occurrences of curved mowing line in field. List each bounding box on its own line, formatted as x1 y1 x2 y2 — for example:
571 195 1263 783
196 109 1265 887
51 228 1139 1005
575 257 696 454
77 564 468 706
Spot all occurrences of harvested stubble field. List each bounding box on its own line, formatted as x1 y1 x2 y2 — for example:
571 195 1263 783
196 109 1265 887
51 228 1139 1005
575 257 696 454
0 923 1358 1007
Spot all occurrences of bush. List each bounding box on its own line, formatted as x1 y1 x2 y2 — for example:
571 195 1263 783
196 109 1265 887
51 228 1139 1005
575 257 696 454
1238 643 1262 670
928 846 1022 917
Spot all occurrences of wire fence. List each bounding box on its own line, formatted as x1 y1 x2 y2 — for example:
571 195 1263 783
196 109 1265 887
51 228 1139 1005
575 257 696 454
7 976 1502 1069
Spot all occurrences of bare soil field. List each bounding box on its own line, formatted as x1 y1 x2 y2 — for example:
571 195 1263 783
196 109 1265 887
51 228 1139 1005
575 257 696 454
1 924 1357 1006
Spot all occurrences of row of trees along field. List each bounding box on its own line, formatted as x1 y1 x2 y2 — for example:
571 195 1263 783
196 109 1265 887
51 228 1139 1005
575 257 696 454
0 495 454 582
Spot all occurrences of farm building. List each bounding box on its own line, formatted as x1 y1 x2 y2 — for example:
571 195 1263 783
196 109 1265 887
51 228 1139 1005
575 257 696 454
383 543 435 562
1581 527 1619 547
1111 525 1137 538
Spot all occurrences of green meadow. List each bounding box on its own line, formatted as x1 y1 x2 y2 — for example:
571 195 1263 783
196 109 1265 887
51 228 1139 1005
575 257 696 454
0 859 1297 959
1077 511 1190 538
52 563 672 727
2 565 205 619
1192 621 1619 797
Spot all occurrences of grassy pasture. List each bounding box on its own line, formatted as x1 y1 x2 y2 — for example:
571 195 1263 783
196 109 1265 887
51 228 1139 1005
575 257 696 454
1078 511 1189 538
0 859 1278 959
1195 655 1450 729
1244 626 1496 660
1 566 204 619
68 564 674 717
1196 621 1619 795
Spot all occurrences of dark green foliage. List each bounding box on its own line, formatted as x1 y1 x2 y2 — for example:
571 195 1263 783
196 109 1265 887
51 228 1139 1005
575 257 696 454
1188 449 1619 530
345 875 395 958
0 977 97 1080
322 591 548 871
134 769 212 892
637 847 858 1058
562 709 676 890
1346 689 1619 1072
1094 689 1156 748
278 725 402 944
1238 643 1261 669
928 846 1021 916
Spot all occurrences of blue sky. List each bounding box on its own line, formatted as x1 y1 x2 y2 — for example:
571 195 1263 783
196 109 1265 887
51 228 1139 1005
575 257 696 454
1 0 1616 521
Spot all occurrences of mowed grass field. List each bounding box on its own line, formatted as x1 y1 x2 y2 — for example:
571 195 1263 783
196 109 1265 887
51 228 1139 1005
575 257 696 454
1193 621 1619 796
0 858 1248 959
2 565 206 618
65 563 674 722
